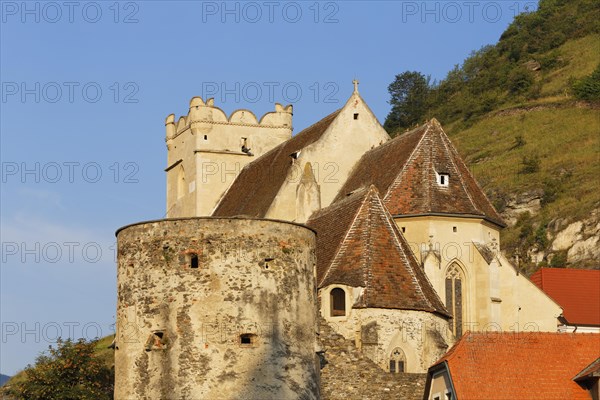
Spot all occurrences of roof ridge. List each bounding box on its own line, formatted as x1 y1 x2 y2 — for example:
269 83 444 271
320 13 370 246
362 192 375 306
318 189 370 287
213 108 342 217
438 126 480 215
378 195 435 311
382 123 430 202
425 124 433 212
248 108 342 168
439 127 505 226
309 186 370 220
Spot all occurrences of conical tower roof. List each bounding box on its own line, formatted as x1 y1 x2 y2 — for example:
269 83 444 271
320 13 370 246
308 186 450 317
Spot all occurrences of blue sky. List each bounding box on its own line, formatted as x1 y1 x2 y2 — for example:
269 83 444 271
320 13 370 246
0 0 536 375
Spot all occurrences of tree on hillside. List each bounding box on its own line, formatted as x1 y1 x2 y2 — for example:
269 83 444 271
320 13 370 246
2 338 113 400
572 63 600 101
384 71 431 134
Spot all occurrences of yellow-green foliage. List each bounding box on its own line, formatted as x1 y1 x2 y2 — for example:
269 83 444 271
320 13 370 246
93 335 115 370
541 35 600 96
3 335 115 396
448 106 600 257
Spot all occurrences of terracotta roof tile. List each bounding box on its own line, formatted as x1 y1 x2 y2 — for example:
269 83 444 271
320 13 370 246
432 332 600 400
530 268 600 326
213 109 341 218
334 119 505 227
307 186 450 316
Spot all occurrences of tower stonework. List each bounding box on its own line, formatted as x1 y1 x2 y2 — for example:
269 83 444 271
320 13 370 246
165 97 293 217
114 217 319 400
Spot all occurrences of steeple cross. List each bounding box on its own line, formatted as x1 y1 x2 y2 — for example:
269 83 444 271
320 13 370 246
353 79 359 93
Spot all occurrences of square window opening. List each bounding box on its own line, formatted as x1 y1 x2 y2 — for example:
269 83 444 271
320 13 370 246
240 333 256 346
353 113 359 120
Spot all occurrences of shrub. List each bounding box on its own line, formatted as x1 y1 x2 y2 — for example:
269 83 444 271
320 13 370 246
2 338 113 400
572 63 600 101
550 250 568 267
509 68 535 95
512 134 527 149
519 155 541 174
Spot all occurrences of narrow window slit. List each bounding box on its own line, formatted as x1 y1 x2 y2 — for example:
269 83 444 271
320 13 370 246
190 253 199 269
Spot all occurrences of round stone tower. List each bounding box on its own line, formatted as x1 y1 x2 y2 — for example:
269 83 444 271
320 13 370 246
114 217 319 400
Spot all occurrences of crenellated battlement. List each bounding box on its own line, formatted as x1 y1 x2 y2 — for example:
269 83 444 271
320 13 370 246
165 96 293 141
164 95 293 217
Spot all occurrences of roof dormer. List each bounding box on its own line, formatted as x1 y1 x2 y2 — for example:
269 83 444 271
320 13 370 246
436 171 449 187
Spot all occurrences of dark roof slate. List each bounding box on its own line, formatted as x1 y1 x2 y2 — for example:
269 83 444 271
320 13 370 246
334 119 505 227
213 109 341 218
307 186 450 317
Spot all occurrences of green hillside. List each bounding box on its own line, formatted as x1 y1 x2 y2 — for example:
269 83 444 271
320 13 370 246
386 0 600 273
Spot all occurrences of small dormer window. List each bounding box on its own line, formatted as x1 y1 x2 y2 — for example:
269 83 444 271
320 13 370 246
436 172 450 187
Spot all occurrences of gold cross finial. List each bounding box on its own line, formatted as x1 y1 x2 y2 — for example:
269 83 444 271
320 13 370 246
353 79 359 93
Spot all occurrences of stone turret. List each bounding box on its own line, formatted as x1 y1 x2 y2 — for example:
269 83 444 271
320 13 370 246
114 217 319 399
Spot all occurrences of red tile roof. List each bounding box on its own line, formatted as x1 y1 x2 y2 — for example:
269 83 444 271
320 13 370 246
213 109 341 218
334 119 505 227
307 186 450 316
431 332 600 400
530 268 600 326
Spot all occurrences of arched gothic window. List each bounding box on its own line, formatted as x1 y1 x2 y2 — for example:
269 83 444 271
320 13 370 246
445 263 464 337
330 288 346 316
389 347 405 373
177 165 186 200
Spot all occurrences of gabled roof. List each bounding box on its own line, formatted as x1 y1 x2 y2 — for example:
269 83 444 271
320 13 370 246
213 109 341 218
530 268 600 326
574 357 600 381
334 119 505 227
430 332 600 400
307 186 450 317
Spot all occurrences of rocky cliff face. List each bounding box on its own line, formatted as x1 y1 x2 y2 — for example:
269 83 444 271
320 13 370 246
500 190 599 270
549 210 600 264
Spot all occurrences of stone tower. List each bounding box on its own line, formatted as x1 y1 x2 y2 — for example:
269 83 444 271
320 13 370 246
114 217 319 399
165 97 293 217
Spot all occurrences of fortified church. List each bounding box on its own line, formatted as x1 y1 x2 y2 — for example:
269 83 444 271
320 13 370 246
114 83 563 399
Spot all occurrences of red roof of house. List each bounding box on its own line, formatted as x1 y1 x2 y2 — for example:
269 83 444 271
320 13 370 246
530 268 600 326
431 332 600 400
574 357 600 381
